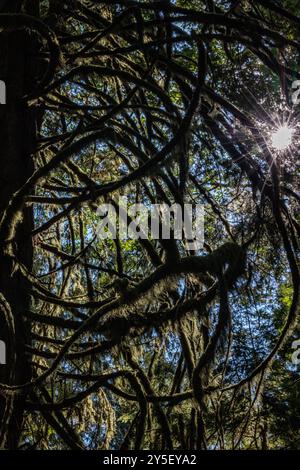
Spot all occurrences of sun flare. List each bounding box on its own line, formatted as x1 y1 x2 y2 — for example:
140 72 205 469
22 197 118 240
271 125 294 151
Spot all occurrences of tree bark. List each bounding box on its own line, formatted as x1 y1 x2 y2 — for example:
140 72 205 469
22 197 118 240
0 28 36 449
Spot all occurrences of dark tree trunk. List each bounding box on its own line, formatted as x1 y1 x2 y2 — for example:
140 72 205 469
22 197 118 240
0 28 37 448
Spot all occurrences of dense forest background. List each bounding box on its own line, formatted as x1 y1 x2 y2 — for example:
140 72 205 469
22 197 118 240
0 0 299 450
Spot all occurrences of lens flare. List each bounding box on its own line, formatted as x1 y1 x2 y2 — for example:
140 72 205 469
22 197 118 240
271 125 293 151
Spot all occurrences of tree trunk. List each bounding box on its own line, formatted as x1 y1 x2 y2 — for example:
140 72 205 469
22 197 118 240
0 28 36 449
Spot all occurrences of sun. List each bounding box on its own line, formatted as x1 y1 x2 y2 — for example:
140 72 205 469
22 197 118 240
271 125 294 151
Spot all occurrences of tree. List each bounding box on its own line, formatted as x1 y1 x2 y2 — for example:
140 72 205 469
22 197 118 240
0 0 299 450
